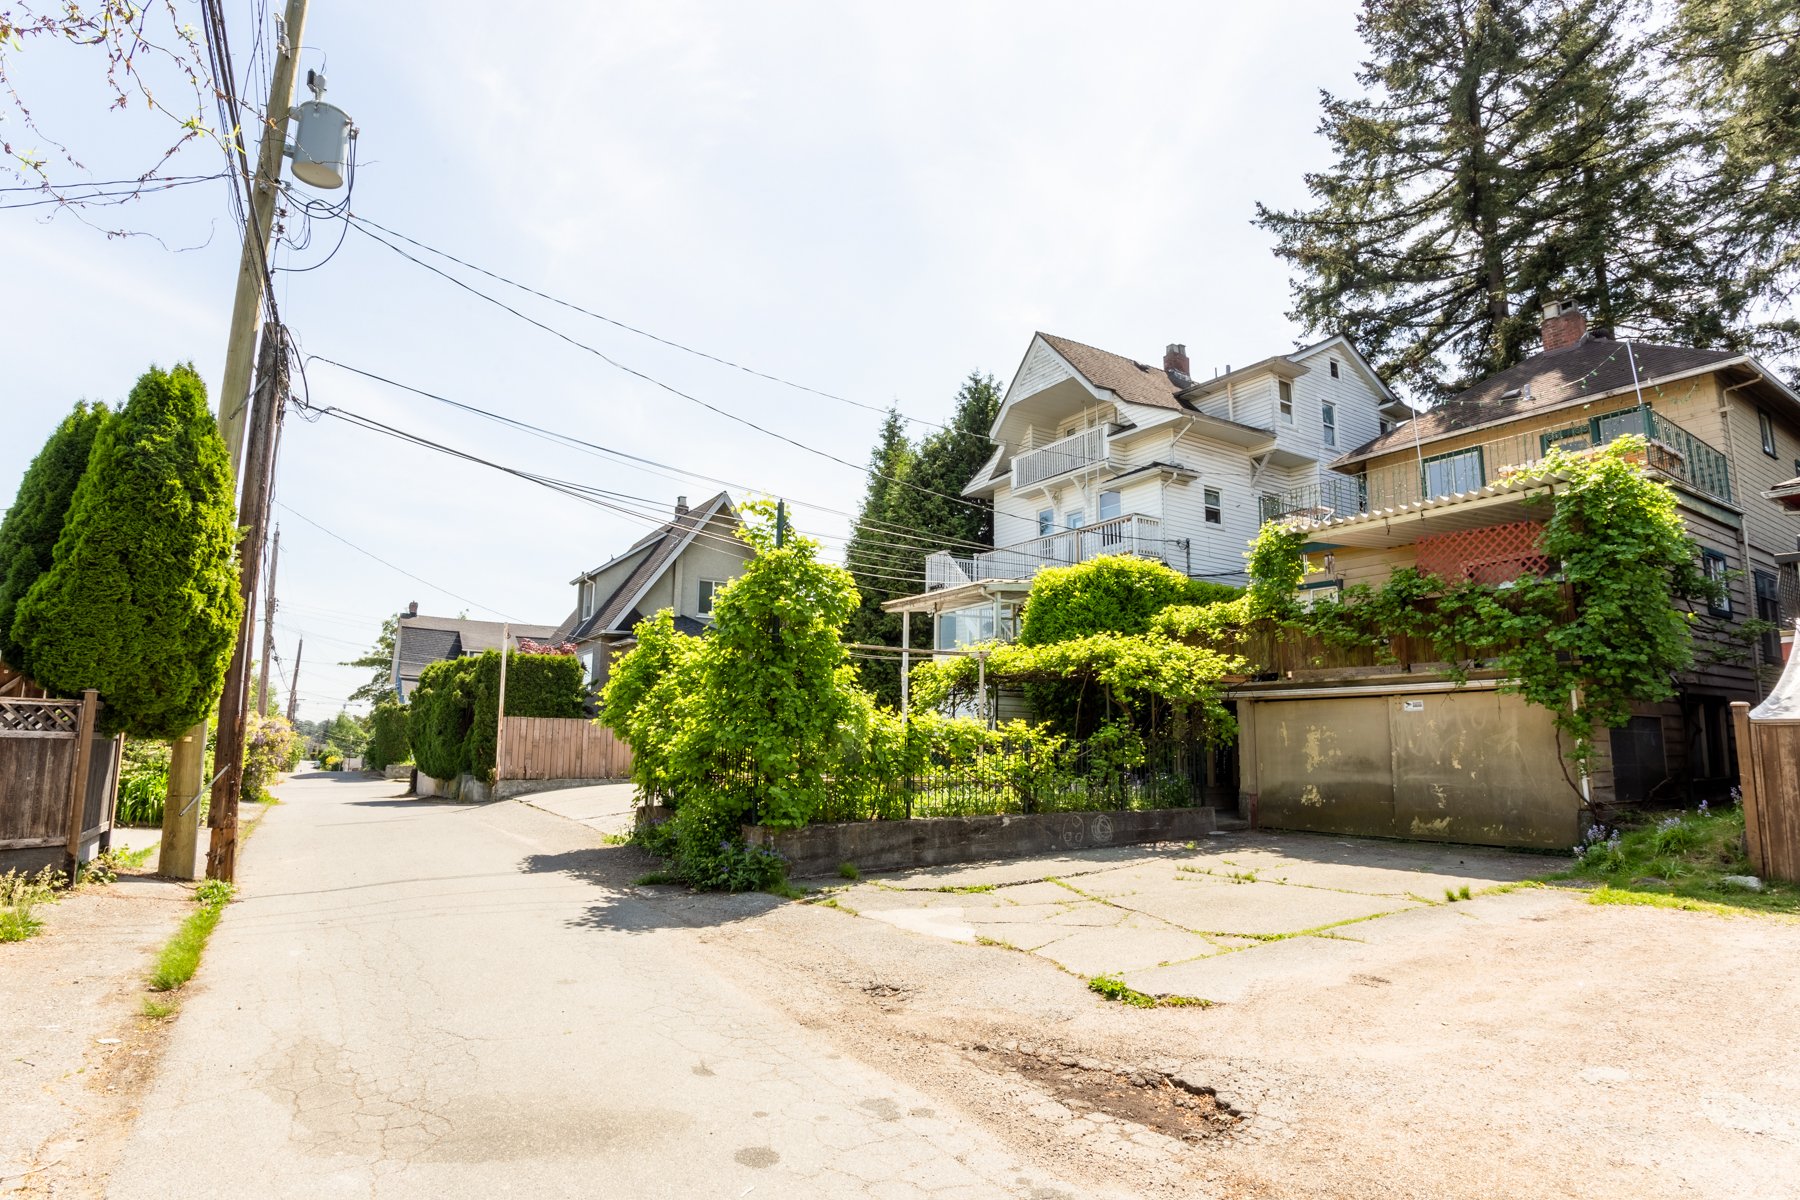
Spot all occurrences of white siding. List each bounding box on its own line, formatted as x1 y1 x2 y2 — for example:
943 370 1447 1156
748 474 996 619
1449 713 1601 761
1287 344 1388 465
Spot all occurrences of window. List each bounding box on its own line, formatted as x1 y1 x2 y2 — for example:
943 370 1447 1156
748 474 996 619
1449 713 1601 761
1702 550 1732 617
697 579 725 616
579 579 595 618
1322 401 1337 448
1379 418 1394 435
1761 410 1777 457
1756 570 1781 663
1203 487 1222 525
1278 379 1295 425
1329 358 1340 379
582 650 597 683
937 603 998 650
1065 509 1085 529
1097 490 1122 522
1422 447 1484 497
1037 508 1055 537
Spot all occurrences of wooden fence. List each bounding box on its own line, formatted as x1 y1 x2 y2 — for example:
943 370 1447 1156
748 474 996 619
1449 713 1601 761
1732 701 1800 883
498 716 632 782
0 687 123 876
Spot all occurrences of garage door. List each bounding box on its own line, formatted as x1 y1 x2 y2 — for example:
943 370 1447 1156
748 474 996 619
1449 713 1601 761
1256 695 1397 837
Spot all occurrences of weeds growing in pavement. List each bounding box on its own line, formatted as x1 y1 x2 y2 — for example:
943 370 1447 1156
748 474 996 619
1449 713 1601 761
1553 804 1798 914
1088 974 1212 1009
147 879 234 992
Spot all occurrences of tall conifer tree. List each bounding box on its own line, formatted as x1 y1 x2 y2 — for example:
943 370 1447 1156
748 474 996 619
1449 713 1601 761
13 365 242 736
0 401 108 671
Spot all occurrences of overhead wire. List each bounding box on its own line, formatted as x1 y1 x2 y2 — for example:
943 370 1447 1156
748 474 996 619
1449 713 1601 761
303 355 1005 561
344 218 1031 537
343 211 996 443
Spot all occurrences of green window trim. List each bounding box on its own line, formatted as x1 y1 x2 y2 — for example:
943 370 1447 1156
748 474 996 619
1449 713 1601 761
1539 404 1649 456
1420 445 1486 496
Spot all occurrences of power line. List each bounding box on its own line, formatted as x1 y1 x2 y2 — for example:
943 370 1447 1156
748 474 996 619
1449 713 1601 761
271 500 526 620
345 218 1024 534
304 354 1005 560
344 211 994 443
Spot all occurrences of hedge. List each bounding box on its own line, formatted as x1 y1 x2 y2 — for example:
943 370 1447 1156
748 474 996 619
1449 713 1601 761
406 651 585 781
364 699 411 771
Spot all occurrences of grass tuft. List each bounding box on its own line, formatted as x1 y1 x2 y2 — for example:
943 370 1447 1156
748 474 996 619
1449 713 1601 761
148 902 223 992
1088 974 1212 1009
838 861 860 881
141 996 176 1020
0 902 44 942
1554 806 1799 914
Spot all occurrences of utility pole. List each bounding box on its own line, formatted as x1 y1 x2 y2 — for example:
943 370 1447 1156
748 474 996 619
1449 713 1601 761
495 624 511 786
206 329 287 883
218 0 310 472
164 0 310 878
257 526 279 716
286 638 303 723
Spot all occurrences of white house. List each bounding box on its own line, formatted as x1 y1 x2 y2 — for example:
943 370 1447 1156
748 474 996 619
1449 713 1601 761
884 331 1407 655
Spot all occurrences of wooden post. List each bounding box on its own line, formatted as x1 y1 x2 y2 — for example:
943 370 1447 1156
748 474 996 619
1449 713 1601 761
63 689 99 884
1731 701 1766 875
495 623 510 783
159 720 206 879
206 327 285 883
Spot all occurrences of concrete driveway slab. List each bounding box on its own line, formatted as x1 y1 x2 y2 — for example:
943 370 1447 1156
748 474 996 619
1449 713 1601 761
1035 927 1221 976
1107 877 1418 936
1120 932 1367 1004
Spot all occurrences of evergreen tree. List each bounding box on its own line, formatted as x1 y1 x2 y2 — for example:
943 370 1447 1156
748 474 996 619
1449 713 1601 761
344 615 399 705
1256 0 1737 397
843 374 1002 705
12 365 242 737
0 401 108 671
1671 0 1800 367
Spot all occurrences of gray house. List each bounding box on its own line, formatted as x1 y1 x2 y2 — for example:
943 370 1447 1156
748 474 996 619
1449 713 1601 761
566 492 752 685
390 606 565 701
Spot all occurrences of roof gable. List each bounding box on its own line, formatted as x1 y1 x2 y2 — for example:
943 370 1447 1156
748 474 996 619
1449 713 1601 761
573 491 745 640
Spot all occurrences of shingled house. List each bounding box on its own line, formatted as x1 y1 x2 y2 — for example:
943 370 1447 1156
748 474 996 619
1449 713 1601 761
390 607 564 701
1237 302 1800 847
565 492 752 686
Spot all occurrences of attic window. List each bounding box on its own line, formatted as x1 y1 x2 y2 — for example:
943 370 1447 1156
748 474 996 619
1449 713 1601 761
1329 359 1340 379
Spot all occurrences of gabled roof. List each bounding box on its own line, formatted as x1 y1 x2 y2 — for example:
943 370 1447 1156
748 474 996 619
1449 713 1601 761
392 614 564 698
1332 337 1742 467
569 491 744 642
1037 332 1187 411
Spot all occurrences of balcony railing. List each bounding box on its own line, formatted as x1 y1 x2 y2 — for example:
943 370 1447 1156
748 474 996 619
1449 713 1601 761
1259 407 1733 526
924 513 1165 590
1011 426 1109 489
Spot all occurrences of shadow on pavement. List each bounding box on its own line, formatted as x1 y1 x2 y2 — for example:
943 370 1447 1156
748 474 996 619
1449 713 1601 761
520 845 788 935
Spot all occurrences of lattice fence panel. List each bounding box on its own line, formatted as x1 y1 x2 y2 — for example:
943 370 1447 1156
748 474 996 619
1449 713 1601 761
1415 520 1551 586
0 699 81 735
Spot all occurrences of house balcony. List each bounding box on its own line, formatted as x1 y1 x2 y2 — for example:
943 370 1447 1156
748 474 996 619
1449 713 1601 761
1259 408 1734 544
1010 426 1111 491
924 513 1166 591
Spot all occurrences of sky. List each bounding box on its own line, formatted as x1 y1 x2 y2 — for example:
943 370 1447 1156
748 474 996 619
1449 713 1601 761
0 1 1366 722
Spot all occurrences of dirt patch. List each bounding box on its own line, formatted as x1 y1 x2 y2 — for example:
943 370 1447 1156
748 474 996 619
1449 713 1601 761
970 1041 1240 1143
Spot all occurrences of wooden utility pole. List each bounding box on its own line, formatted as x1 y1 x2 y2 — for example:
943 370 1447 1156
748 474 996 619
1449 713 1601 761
206 329 287 883
495 624 510 785
166 0 310 875
218 0 310 471
286 638 303 723
257 527 280 716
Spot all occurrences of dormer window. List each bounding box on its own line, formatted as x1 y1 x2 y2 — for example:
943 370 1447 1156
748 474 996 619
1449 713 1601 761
1278 380 1295 425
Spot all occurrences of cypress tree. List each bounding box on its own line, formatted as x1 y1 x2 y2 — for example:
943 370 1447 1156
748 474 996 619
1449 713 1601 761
0 401 109 671
843 409 917 704
12 364 243 737
1255 0 1739 397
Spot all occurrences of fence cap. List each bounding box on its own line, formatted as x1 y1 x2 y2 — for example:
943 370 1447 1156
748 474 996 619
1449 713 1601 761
1750 621 1800 721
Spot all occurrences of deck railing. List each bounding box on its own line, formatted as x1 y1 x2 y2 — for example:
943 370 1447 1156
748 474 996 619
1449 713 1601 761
923 513 1166 590
1011 426 1109 489
1259 407 1733 525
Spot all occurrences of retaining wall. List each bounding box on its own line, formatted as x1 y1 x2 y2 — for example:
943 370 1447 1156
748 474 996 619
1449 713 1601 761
744 806 1217 878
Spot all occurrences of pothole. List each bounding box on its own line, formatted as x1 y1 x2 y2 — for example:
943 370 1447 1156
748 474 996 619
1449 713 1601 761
968 1042 1242 1143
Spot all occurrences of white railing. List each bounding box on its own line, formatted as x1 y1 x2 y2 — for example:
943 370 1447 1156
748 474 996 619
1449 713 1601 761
1012 426 1108 489
923 513 1165 590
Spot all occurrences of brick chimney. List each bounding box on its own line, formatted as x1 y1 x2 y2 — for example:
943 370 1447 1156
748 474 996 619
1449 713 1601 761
403 601 418 619
1163 343 1191 383
1540 300 1588 353
674 495 689 515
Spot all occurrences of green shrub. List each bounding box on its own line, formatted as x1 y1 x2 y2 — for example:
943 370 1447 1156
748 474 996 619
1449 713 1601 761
12 365 241 738
1017 555 1241 646
0 401 109 670
364 699 411 771
242 712 299 803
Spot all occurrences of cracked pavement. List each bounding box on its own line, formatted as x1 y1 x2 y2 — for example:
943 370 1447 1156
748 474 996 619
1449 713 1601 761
109 771 1103 1200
